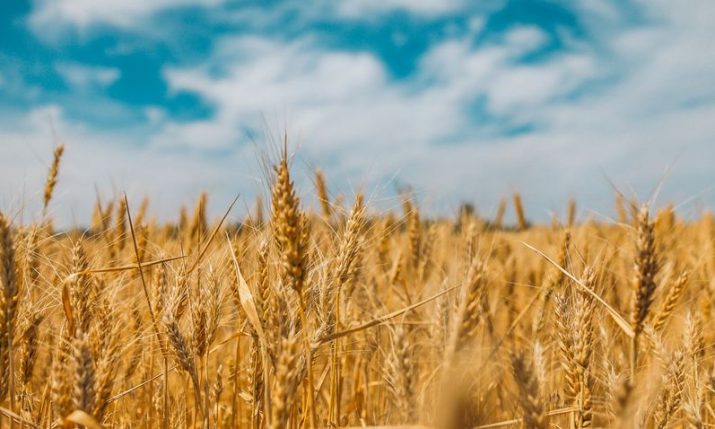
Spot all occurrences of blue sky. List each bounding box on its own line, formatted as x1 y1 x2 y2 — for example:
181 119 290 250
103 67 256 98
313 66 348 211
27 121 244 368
1 0 714 225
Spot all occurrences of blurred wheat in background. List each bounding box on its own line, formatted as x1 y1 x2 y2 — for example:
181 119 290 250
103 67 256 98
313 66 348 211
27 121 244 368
0 142 711 428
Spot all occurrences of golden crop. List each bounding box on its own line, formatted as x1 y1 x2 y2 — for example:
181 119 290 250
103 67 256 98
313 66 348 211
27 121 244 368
0 144 710 428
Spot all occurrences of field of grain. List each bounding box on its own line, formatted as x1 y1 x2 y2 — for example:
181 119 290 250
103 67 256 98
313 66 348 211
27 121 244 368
0 145 711 428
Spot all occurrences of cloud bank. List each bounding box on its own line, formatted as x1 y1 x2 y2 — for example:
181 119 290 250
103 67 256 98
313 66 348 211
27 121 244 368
1 0 714 226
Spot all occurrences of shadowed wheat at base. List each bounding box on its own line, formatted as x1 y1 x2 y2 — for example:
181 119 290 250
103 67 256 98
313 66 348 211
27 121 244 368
0 144 711 429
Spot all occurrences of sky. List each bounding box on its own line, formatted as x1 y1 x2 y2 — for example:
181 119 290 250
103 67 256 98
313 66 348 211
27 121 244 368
1 0 715 226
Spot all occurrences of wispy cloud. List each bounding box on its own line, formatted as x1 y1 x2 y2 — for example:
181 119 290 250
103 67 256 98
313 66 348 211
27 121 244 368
55 62 121 89
335 0 468 18
29 0 222 30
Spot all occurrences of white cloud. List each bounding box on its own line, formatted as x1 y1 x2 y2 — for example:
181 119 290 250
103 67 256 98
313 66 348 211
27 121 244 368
29 0 222 30
55 62 121 89
502 26 549 51
336 0 465 18
159 26 569 154
159 36 398 149
0 105 261 227
144 107 166 124
28 0 485 37
487 54 596 114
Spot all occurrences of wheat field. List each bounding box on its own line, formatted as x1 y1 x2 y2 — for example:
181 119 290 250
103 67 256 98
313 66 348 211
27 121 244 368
0 144 711 429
